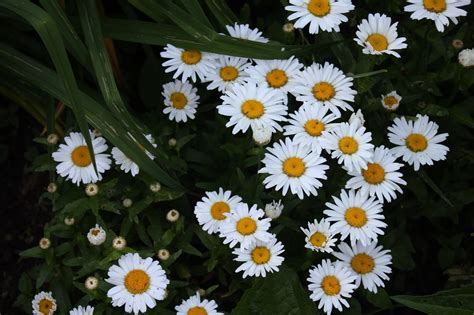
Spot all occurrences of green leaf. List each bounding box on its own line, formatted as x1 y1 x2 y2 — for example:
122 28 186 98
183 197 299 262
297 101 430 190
203 0 238 28
392 284 474 315
232 265 319 315
419 169 454 207
19 246 44 259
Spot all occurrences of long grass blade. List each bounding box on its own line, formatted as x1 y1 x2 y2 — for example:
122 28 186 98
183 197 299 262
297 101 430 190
203 0 238 28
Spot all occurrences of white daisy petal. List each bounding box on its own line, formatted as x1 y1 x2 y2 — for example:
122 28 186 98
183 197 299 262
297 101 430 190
175 292 223 315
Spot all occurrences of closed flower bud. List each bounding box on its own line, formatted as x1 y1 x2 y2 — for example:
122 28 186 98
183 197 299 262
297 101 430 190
47 183 57 193
158 248 170 261
452 39 464 49
168 138 177 147
122 198 133 208
39 237 51 249
264 200 284 219
47 133 59 145
149 182 162 192
459 48 474 67
166 209 180 222
85 183 99 197
282 22 294 33
112 236 126 250
252 125 273 146
84 276 99 290
87 224 106 246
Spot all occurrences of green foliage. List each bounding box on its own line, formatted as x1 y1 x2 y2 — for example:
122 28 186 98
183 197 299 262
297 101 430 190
0 0 473 314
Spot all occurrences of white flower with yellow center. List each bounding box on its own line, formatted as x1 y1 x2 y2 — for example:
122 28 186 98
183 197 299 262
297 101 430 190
322 119 374 172
32 291 57 315
87 224 106 246
232 236 285 278
106 253 169 314
217 82 288 134
284 104 338 154
355 13 407 58
226 23 269 43
285 0 355 34
293 62 356 116
175 293 223 315
111 134 156 177
387 114 449 171
245 56 304 97
333 240 392 293
69 305 94 315
162 80 199 123
259 138 329 199
381 91 402 111
301 218 338 253
324 189 387 246
346 146 407 203
404 0 471 32
205 56 251 92
219 203 272 250
52 131 111 186
160 44 215 82
307 259 358 315
194 188 243 234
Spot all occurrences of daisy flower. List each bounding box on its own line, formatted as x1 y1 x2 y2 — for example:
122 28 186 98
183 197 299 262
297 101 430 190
175 293 223 315
219 203 272 250
307 259 358 315
381 91 402 111
205 56 251 92
32 291 57 315
324 189 386 246
258 138 329 199
346 146 407 203
106 253 169 314
162 80 199 123
245 56 304 97
355 13 407 58
232 236 285 278
285 0 355 34
284 104 339 154
293 62 356 116
52 131 111 186
333 241 392 293
69 306 94 315
194 187 243 234
348 109 365 128
160 44 215 82
111 134 156 177
87 224 106 246
387 114 449 171
321 119 374 172
404 0 471 32
217 82 287 134
226 23 269 43
301 218 338 253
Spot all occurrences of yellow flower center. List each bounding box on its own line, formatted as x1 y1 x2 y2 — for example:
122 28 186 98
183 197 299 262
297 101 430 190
187 307 208 315
236 217 257 235
307 0 331 17
220 66 239 81
423 0 447 13
71 145 92 167
170 92 188 109
91 228 100 236
39 298 53 315
312 82 335 101
241 100 265 119
351 253 375 274
383 96 399 108
282 157 306 177
367 34 388 51
304 119 325 137
344 207 368 228
362 163 385 185
309 231 327 248
251 246 271 264
181 50 202 65
266 69 288 88
321 275 341 296
405 133 428 152
124 269 150 295
338 136 359 155
210 201 230 220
